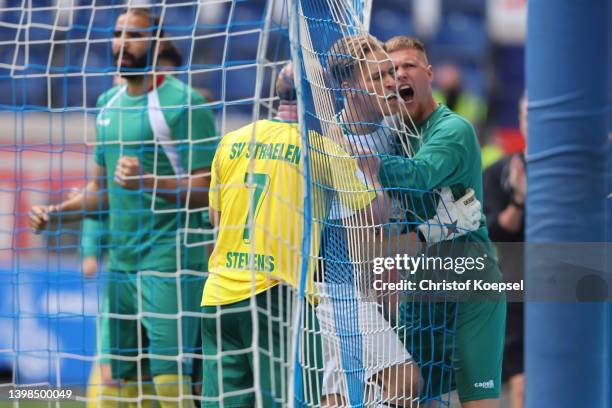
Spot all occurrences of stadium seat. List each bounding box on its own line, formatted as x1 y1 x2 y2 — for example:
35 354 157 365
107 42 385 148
163 3 198 34
432 13 488 62
230 0 267 32
441 0 487 15
370 6 415 40
76 1 123 41
0 1 23 41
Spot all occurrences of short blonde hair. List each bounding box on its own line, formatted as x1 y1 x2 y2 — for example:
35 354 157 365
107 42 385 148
327 33 385 84
385 35 428 63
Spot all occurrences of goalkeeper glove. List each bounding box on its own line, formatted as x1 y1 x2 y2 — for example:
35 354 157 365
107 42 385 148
418 187 481 244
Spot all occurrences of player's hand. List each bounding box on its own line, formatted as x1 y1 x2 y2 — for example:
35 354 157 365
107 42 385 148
509 155 526 205
418 188 482 243
29 204 58 234
82 257 98 277
114 156 143 190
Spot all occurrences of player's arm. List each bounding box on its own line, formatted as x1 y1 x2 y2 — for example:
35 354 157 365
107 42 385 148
80 217 106 277
372 188 482 262
207 148 222 228
378 120 473 191
417 187 482 243
114 159 211 208
209 208 221 228
29 164 109 233
116 90 217 208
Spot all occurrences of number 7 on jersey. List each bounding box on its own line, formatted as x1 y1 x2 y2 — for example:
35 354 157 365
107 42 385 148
243 172 270 243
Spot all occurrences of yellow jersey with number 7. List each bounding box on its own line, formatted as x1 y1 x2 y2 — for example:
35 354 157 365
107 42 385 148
202 119 376 306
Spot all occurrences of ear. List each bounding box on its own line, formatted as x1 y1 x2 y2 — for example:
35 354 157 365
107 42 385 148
427 64 433 82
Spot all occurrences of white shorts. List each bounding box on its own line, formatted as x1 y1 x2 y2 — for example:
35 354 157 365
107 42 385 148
315 283 413 397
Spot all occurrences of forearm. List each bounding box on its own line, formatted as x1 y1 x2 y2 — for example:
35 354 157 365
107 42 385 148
143 174 209 208
56 181 107 222
379 156 430 191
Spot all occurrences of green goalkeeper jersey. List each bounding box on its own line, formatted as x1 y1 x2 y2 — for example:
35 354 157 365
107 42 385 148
94 75 217 272
380 104 497 264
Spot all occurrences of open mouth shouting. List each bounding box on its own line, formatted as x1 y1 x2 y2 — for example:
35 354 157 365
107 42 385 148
399 84 415 104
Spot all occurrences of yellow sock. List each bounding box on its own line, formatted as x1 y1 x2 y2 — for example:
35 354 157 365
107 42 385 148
153 375 194 408
120 380 156 408
87 363 121 408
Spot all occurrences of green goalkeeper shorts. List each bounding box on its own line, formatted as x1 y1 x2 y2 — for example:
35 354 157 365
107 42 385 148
98 294 112 365
105 269 205 380
398 280 506 402
200 283 323 408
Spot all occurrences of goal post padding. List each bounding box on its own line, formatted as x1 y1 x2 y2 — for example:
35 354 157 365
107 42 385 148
526 0 610 406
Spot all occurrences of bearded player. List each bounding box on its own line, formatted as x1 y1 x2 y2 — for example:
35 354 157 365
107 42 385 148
30 8 217 407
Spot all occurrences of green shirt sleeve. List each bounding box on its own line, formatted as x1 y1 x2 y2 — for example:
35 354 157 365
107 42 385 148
172 90 217 172
379 117 474 192
80 217 109 258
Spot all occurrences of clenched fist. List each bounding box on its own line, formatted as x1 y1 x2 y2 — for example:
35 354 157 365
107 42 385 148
114 156 145 190
29 204 59 234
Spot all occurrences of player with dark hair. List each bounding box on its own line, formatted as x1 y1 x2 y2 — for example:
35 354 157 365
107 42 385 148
30 7 217 408
157 42 183 71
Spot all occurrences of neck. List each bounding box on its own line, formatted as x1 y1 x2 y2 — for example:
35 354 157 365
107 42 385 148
275 101 298 122
412 97 440 127
125 75 150 96
124 74 166 96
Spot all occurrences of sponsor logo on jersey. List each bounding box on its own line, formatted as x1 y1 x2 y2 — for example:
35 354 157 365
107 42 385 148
474 380 495 389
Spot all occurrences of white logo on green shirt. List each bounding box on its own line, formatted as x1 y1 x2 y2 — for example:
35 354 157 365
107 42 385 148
474 380 495 389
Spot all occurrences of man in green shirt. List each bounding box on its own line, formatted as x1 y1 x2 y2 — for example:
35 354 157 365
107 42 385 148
29 7 216 408
377 36 505 408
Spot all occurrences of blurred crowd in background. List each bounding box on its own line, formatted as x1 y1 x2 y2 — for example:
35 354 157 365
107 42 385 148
1 0 526 158
1 1 528 404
